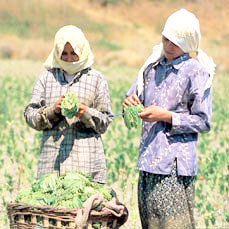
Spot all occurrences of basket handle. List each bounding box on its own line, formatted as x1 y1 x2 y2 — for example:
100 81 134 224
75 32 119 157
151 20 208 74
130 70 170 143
75 194 103 228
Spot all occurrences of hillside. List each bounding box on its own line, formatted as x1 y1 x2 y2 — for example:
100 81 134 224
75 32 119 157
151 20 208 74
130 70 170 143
0 0 229 70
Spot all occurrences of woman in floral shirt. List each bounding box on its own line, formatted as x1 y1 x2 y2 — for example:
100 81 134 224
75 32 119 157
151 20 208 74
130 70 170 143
123 9 215 229
24 25 113 184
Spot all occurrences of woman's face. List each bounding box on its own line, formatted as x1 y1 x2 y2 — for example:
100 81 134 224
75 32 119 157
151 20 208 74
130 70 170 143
162 36 184 62
61 42 79 62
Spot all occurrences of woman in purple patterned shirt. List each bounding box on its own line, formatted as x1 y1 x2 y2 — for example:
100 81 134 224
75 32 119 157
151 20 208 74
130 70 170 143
122 9 215 229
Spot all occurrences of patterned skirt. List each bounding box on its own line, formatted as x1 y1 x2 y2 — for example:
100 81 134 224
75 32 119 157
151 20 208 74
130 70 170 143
138 160 196 229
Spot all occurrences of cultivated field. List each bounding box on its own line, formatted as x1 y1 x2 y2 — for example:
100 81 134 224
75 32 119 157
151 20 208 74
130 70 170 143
0 0 229 228
0 59 228 228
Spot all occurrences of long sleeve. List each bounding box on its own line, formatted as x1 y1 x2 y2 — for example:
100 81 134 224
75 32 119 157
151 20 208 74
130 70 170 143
167 69 212 136
126 79 138 97
24 68 111 183
136 56 213 176
80 77 113 134
24 71 63 131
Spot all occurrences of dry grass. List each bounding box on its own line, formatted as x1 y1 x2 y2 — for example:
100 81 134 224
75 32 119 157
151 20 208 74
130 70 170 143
0 0 229 69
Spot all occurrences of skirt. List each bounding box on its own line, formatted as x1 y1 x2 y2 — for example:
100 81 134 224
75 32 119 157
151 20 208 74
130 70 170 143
138 160 196 229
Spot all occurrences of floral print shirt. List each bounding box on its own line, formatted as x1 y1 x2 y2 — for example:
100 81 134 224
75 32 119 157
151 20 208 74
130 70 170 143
127 54 212 176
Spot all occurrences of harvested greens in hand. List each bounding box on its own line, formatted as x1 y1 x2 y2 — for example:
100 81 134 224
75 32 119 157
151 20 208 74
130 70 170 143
61 92 79 118
123 103 144 129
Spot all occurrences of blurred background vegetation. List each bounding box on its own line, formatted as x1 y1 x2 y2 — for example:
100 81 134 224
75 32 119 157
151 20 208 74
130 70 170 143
0 0 228 228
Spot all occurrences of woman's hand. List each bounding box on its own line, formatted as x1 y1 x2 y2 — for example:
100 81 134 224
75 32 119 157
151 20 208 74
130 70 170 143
53 95 65 114
122 93 140 108
139 105 172 123
76 103 87 118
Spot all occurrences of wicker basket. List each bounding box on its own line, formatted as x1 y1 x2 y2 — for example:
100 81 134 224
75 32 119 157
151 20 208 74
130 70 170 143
7 202 128 229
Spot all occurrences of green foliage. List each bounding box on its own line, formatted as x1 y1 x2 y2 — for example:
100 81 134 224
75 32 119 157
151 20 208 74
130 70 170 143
225 211 229 223
211 39 221 46
102 72 141 227
16 171 112 209
95 39 122 51
0 12 30 37
4 173 14 193
123 103 144 129
0 64 228 228
0 70 40 227
61 92 79 119
92 221 102 229
195 70 229 228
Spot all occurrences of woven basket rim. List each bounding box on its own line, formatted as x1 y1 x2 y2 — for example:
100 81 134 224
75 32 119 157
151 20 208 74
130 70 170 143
8 202 79 214
7 201 128 226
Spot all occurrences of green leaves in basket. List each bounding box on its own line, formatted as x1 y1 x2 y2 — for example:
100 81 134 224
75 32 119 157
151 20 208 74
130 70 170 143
32 173 59 192
15 171 113 209
92 222 102 229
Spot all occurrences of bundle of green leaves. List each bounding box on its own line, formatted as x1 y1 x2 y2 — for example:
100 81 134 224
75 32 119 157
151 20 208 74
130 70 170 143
16 171 112 209
61 92 79 119
123 103 144 129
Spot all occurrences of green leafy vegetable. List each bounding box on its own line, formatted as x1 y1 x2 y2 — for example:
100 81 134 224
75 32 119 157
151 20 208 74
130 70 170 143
15 171 112 209
92 221 102 229
61 92 79 118
123 103 144 129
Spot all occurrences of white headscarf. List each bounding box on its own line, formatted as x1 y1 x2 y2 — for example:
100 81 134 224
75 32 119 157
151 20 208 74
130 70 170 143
137 9 216 96
43 25 94 74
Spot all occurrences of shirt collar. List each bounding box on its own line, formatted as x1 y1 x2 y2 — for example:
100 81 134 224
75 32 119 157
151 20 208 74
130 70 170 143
59 67 91 85
159 53 190 70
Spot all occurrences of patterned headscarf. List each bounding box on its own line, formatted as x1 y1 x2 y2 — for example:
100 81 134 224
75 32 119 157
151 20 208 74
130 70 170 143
137 9 216 96
43 25 94 74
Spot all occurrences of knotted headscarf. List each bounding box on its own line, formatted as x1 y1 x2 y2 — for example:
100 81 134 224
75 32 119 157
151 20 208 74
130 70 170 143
43 25 94 74
137 9 216 96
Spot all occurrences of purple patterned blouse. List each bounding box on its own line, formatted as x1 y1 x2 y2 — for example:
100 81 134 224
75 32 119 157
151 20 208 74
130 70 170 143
127 54 212 176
